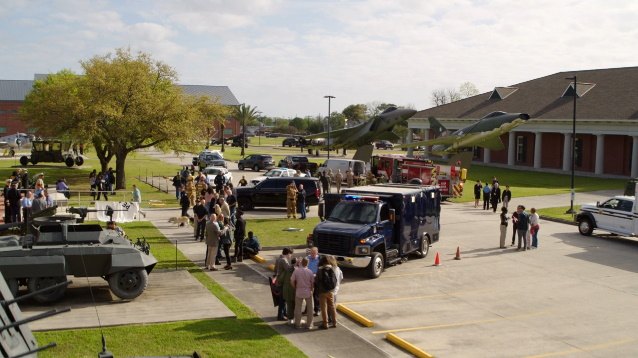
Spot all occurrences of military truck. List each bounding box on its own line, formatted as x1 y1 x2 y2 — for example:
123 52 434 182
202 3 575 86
19 139 84 167
0 216 157 303
311 184 441 278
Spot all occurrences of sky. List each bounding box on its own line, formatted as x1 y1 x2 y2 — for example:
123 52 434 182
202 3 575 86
1 0 637 118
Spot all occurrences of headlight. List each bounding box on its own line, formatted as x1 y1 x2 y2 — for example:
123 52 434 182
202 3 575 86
355 245 370 255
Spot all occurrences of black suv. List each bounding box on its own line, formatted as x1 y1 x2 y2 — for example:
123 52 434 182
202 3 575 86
375 140 394 149
236 177 320 210
282 137 299 147
238 154 275 171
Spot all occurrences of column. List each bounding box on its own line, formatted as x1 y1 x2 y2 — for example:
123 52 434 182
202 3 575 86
533 132 542 169
631 136 638 178
406 128 413 157
562 133 572 171
508 132 515 166
483 148 491 163
595 134 605 175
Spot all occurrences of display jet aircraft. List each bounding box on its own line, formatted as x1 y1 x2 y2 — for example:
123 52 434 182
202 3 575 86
0 133 35 156
403 111 530 155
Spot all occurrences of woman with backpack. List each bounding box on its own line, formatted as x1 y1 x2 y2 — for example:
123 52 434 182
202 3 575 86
315 256 337 329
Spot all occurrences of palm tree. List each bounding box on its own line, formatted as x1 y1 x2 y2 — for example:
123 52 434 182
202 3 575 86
234 104 259 156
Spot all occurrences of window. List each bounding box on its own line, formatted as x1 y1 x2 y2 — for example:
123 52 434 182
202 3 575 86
516 136 527 162
0 127 6 133
472 147 481 160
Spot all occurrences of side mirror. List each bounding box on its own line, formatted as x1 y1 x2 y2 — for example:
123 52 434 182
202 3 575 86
389 209 396 224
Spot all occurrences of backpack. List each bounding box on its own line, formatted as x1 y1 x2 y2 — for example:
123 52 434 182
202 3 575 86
320 266 337 291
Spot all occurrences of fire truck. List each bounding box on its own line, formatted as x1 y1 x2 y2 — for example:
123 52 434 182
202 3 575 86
371 154 467 200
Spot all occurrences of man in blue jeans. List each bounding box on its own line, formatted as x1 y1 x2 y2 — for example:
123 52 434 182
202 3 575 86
296 184 307 220
515 205 530 251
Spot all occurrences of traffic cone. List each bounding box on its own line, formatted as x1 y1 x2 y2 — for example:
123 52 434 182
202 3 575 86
454 246 461 260
433 252 441 266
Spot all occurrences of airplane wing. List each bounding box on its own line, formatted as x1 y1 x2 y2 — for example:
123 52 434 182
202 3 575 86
374 131 401 142
305 126 361 140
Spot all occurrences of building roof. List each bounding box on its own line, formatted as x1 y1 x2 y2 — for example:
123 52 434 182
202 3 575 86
0 78 240 106
415 67 638 120
179 85 240 106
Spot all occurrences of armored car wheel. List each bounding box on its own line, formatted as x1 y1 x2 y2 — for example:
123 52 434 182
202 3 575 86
367 252 384 279
65 157 74 167
75 156 84 166
19 155 29 166
108 268 148 300
578 218 594 236
28 276 67 303
7 278 19 297
415 235 430 259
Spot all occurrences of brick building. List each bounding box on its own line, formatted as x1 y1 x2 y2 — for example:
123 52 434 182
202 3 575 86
408 67 638 178
0 75 241 137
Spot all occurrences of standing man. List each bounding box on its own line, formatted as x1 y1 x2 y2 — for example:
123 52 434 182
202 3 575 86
172 172 182 200
307 247 320 317
132 184 146 218
286 181 298 219
515 205 530 251
335 170 343 193
7 181 21 223
490 183 501 212
275 248 294 321
320 171 330 196
193 198 209 241
346 169 354 188
482 182 491 210
297 184 307 220
501 185 512 209
179 187 191 223
233 210 246 261
291 257 315 330
473 180 482 208
204 213 224 271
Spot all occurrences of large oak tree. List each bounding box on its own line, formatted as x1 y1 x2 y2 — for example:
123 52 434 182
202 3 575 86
21 48 229 189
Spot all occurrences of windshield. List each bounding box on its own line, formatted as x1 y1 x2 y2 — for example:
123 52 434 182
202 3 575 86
328 202 378 224
205 169 222 175
264 170 283 177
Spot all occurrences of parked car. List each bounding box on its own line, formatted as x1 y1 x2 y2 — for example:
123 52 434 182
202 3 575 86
193 150 226 168
282 137 299 147
250 168 306 186
201 166 232 185
278 155 319 174
230 135 249 148
266 133 279 138
576 195 637 236
375 140 394 150
238 154 275 171
236 177 321 211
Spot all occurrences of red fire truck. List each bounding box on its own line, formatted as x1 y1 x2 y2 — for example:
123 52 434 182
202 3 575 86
372 154 467 199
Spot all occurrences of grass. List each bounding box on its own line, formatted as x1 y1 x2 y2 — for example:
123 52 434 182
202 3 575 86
452 164 626 203
249 217 320 247
34 220 306 358
538 205 580 223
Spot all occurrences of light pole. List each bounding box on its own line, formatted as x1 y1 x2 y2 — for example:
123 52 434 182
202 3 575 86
324 95 335 159
566 76 577 214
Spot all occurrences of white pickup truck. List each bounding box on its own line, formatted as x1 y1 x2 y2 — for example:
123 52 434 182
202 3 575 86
576 195 637 236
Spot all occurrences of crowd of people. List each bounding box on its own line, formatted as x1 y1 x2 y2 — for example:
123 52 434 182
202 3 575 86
274 246 343 330
473 177 541 250
88 168 116 200
1 170 65 223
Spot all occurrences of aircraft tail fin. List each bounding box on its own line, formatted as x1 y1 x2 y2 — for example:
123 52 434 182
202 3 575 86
428 117 448 137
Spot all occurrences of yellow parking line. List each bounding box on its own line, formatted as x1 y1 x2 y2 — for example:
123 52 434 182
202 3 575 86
385 333 434 358
372 310 549 335
340 288 490 305
525 338 636 358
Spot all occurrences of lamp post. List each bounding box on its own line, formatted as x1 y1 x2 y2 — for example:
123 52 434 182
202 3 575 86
324 95 335 159
566 76 577 214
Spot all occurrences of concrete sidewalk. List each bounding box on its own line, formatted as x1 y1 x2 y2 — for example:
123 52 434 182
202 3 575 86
145 208 393 358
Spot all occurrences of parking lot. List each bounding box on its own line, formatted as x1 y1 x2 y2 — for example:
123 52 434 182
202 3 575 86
318 198 638 357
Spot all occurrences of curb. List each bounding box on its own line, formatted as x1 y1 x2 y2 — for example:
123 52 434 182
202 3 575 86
336 304 374 327
539 215 576 226
385 333 434 358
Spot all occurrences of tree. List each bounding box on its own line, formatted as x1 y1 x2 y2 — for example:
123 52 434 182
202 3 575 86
234 103 259 156
327 111 346 131
459 81 479 98
431 89 448 106
21 48 227 189
432 82 480 106
366 102 397 117
342 104 368 126
289 117 307 132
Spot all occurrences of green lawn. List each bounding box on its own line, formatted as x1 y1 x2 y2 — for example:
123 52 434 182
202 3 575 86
34 221 306 358
537 205 580 223
248 217 320 248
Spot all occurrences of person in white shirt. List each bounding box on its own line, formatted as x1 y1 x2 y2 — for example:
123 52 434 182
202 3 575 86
529 207 540 248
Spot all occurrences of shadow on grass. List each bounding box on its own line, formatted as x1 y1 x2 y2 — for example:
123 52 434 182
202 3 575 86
173 317 278 342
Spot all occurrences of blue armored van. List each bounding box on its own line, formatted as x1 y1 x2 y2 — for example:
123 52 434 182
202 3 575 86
311 184 441 278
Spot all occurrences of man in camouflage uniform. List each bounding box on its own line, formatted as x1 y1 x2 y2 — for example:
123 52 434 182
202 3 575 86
286 181 298 219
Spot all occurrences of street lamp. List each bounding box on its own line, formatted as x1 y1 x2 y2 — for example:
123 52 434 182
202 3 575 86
566 76 577 214
324 95 335 159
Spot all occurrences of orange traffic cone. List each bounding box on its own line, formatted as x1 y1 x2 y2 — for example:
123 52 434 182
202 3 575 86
454 246 461 260
433 252 441 266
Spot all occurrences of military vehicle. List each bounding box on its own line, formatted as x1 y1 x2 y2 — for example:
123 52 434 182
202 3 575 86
0 213 157 303
19 139 84 167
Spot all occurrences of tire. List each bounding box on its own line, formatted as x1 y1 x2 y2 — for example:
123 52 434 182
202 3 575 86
7 278 19 297
578 218 594 236
367 252 384 279
253 164 260 171
28 276 67 303
75 156 84 166
238 163 245 170
415 235 430 259
108 268 148 300
31 158 38 165
238 198 253 211
65 157 74 167
20 156 29 166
